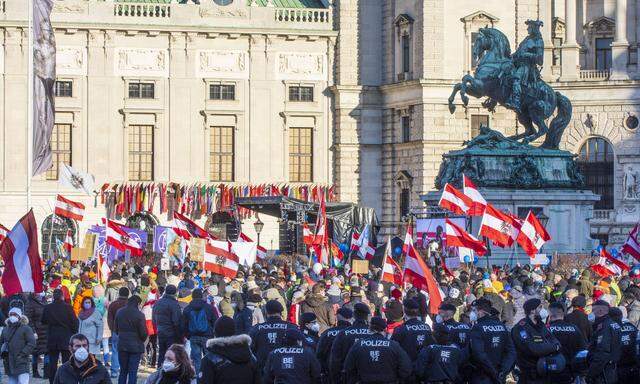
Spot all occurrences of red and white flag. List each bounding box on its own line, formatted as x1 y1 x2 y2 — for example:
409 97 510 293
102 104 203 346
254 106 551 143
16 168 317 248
237 232 267 261
402 223 442 314
480 204 521 248
382 238 403 285
438 183 472 216
602 247 630 272
0 210 44 296
311 194 329 265
0 223 8 243
352 225 375 260
302 223 314 246
204 240 239 278
445 219 487 256
97 253 111 283
172 212 210 241
622 224 640 262
54 195 85 221
463 174 487 216
106 219 144 257
516 211 551 257
591 248 628 277
350 230 361 252
63 230 73 253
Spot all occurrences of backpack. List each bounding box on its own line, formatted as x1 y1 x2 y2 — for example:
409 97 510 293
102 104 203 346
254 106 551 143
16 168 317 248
188 308 208 334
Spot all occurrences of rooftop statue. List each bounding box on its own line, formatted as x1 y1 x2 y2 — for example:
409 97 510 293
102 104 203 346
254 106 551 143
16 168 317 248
448 20 572 149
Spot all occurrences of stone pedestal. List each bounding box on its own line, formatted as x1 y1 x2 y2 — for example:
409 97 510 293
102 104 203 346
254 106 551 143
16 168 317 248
421 188 600 264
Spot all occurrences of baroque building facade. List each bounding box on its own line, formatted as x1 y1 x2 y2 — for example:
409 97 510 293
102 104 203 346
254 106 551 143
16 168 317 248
333 0 640 252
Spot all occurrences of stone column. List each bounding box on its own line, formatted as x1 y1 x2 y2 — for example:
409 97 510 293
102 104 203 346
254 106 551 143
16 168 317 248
540 0 554 80
561 0 580 81
610 0 630 80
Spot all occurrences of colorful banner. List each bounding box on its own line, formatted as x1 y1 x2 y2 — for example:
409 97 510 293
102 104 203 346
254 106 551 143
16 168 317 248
416 217 466 248
153 225 171 254
88 225 147 264
164 229 186 265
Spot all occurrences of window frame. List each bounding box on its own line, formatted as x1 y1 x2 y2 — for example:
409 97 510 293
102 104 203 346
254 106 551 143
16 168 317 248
209 126 235 182
577 137 614 210
289 127 313 182
54 81 73 98
401 115 411 143
402 34 411 73
128 124 154 181
128 81 156 99
45 123 73 180
288 85 314 102
400 188 410 219
209 84 236 101
595 37 613 71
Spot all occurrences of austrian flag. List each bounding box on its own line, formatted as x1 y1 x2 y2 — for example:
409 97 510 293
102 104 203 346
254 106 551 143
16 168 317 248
516 211 551 257
382 238 403 285
463 174 487 216
439 184 472 215
480 204 521 248
622 223 640 262
54 195 85 221
445 219 487 256
204 240 239 278
106 219 144 257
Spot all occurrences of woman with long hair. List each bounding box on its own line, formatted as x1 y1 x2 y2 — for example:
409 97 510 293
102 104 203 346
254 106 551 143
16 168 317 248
144 344 195 384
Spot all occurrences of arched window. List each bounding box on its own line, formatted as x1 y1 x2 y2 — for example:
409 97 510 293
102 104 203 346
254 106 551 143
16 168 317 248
41 215 77 259
577 137 614 209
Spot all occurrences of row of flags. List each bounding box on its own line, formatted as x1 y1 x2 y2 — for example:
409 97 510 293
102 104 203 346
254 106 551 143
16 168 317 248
438 175 551 257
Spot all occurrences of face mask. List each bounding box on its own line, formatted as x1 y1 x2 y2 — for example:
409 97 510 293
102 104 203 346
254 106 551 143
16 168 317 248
74 347 89 362
435 314 444 324
8 316 18 324
162 360 179 372
308 323 320 333
83 303 92 310
539 308 549 322
469 311 478 323
588 312 596 322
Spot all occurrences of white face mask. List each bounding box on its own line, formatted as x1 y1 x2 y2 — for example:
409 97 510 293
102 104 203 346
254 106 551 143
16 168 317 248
539 308 549 322
308 323 320 333
8 315 19 324
435 314 444 324
588 312 596 323
74 347 89 362
162 360 179 372
469 310 478 323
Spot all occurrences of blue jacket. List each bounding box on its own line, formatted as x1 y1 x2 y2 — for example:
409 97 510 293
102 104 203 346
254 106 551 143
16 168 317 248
182 298 218 338
152 294 182 339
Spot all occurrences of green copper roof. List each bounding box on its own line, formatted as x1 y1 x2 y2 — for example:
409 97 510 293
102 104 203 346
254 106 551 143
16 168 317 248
251 0 325 8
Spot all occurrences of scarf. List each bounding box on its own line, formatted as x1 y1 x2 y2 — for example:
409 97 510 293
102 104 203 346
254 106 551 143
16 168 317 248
78 306 95 321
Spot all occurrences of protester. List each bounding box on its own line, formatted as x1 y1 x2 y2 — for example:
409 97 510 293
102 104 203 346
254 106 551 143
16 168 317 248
78 297 105 357
0 307 36 384
108 287 130 378
144 344 195 384
299 283 335 333
152 285 183 370
24 292 48 378
42 288 79 384
114 295 148 384
52 333 111 384
181 287 217 373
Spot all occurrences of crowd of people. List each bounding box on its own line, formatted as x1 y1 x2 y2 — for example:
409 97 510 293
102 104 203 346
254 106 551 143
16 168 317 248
0 256 638 384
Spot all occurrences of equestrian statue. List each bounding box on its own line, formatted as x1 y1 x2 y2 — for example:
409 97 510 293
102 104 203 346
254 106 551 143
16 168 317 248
448 20 572 149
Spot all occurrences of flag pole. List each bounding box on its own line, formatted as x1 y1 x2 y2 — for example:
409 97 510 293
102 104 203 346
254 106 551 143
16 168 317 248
27 0 33 210
379 236 390 284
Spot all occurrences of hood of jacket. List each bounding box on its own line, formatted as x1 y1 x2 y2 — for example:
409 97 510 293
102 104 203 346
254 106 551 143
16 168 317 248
206 334 253 364
304 294 325 308
5 314 29 327
187 298 207 311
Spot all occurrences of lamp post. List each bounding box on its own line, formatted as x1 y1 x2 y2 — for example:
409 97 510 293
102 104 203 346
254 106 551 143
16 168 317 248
254 215 264 248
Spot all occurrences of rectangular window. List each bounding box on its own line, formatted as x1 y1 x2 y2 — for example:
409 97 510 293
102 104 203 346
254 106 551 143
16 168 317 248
209 84 235 100
128 125 154 181
629 47 638 65
471 32 480 68
470 114 489 139
595 38 613 71
400 188 410 218
288 86 314 102
552 37 563 66
402 34 410 73
401 116 410 142
128 82 155 99
54 81 73 98
209 126 234 182
45 123 72 180
289 127 313 182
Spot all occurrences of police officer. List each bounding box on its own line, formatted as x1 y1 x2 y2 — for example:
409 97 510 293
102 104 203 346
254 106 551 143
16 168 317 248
329 303 372 384
586 300 622 384
609 306 638 384
248 300 298 371
391 298 435 362
468 298 516 384
547 301 587 384
511 298 562 383
300 312 321 350
439 302 471 349
343 316 412 384
263 328 322 384
317 307 353 384
415 323 466 384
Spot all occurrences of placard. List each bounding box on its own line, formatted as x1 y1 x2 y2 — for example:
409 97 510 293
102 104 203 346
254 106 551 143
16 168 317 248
351 259 369 274
160 258 171 271
530 254 550 265
71 247 90 261
189 238 206 262
445 256 461 270
83 233 96 254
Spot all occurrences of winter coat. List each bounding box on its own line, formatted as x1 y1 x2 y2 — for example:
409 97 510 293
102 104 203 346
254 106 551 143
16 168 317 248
299 294 336 333
234 307 253 335
200 334 259 384
107 297 128 332
52 355 111 384
248 304 264 326
114 301 148 353
578 277 594 297
105 279 127 304
0 315 36 376
510 287 526 324
144 370 196 384
181 298 218 338
219 297 235 318
79 309 104 354
565 307 592 342
24 295 47 354
42 298 79 351
152 294 183 340
626 299 640 329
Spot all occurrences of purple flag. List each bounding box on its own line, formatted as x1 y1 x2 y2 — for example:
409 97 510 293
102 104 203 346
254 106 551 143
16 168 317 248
89 225 147 263
153 226 171 254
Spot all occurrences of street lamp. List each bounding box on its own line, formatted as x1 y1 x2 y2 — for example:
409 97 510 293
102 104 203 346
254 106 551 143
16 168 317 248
254 214 264 248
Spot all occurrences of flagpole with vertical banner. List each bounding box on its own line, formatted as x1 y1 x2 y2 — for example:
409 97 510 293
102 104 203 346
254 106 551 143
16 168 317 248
27 0 34 210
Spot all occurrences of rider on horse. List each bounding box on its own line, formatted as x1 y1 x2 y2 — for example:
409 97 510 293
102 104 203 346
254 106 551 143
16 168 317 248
505 20 544 114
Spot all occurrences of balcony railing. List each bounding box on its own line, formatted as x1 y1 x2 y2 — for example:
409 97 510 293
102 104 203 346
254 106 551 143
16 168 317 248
579 69 610 81
274 8 331 24
114 2 171 18
592 209 615 222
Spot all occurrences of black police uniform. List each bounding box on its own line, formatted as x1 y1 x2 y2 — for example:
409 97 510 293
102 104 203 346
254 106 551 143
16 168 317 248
618 321 639 384
248 315 299 369
469 315 516 384
442 319 472 383
511 317 561 383
317 323 349 383
329 319 372 383
263 345 322 384
586 314 622 384
343 332 412 384
303 330 320 351
391 317 435 361
415 343 466 384
548 319 587 384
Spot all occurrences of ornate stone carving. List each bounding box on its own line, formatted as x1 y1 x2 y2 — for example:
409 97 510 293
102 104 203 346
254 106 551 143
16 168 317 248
114 48 168 77
199 6 248 18
52 0 87 14
56 46 86 76
196 50 248 79
552 17 565 39
276 53 325 80
623 165 640 200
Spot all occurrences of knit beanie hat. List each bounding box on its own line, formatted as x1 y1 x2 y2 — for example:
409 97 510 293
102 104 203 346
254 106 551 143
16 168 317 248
214 316 236 337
